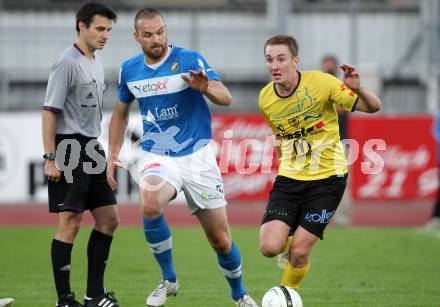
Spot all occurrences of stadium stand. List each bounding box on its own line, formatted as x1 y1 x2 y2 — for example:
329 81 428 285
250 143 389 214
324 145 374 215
0 0 419 11
0 0 427 113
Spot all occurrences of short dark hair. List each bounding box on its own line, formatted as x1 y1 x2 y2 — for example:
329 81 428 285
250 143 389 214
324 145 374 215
134 8 163 31
76 1 117 33
264 35 299 57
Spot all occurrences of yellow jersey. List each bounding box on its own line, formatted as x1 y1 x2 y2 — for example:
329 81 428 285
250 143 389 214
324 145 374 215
259 70 358 181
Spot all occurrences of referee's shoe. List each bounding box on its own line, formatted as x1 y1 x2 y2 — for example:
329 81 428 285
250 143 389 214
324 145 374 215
56 292 82 307
84 290 119 307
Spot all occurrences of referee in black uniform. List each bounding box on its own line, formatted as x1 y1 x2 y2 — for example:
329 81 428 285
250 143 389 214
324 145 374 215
42 2 119 306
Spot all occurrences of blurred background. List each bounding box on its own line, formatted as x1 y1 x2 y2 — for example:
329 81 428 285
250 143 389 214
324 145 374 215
1 0 438 113
0 0 440 227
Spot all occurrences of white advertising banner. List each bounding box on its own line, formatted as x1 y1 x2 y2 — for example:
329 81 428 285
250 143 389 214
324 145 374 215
0 112 146 203
0 113 46 202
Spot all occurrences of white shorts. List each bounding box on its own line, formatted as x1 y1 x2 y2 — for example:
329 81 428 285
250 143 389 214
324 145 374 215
136 143 226 214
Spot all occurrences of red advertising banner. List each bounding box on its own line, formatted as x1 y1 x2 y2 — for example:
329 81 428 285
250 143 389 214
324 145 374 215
210 114 438 201
349 115 438 200
211 114 278 201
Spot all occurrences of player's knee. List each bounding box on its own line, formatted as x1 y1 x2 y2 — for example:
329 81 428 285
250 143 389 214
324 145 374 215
210 235 231 253
142 206 163 218
291 246 310 267
58 220 81 241
260 240 282 258
96 215 119 235
141 197 164 218
108 215 120 232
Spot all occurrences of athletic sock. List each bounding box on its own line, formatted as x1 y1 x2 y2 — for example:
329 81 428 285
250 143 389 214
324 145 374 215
86 229 113 297
283 236 293 253
51 239 73 299
280 261 310 289
217 242 246 301
143 215 176 282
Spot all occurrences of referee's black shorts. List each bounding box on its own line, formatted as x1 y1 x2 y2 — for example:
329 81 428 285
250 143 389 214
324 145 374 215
261 174 347 239
48 134 117 213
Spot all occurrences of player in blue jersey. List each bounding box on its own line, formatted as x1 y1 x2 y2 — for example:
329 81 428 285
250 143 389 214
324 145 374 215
106 8 258 307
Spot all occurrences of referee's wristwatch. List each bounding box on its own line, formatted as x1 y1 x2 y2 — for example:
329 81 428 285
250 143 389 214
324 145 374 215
43 152 56 160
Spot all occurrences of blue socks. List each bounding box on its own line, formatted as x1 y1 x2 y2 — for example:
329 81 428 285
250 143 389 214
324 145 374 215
217 242 246 301
143 215 176 282
144 216 246 300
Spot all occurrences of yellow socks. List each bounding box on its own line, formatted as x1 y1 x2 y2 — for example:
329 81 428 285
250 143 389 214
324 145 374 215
277 235 293 269
283 235 293 253
280 261 310 289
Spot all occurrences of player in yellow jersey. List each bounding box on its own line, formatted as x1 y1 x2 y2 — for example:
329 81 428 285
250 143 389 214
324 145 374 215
258 35 381 290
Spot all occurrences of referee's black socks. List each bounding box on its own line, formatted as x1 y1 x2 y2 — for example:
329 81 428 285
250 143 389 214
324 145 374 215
86 229 113 297
51 239 73 299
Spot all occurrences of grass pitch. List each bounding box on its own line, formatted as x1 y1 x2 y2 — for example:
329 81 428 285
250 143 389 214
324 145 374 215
0 226 439 306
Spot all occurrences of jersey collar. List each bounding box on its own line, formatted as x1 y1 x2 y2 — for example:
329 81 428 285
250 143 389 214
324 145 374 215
73 43 85 55
273 70 301 99
144 45 174 70
73 43 95 59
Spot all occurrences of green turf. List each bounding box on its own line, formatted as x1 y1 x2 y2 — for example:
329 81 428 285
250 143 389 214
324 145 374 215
0 226 439 306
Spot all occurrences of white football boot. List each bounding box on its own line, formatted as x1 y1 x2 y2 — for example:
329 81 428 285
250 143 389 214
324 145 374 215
0 298 15 307
234 294 259 307
146 280 179 306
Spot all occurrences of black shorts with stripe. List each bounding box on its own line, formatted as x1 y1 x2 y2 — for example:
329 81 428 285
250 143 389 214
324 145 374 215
261 174 347 239
48 134 116 213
